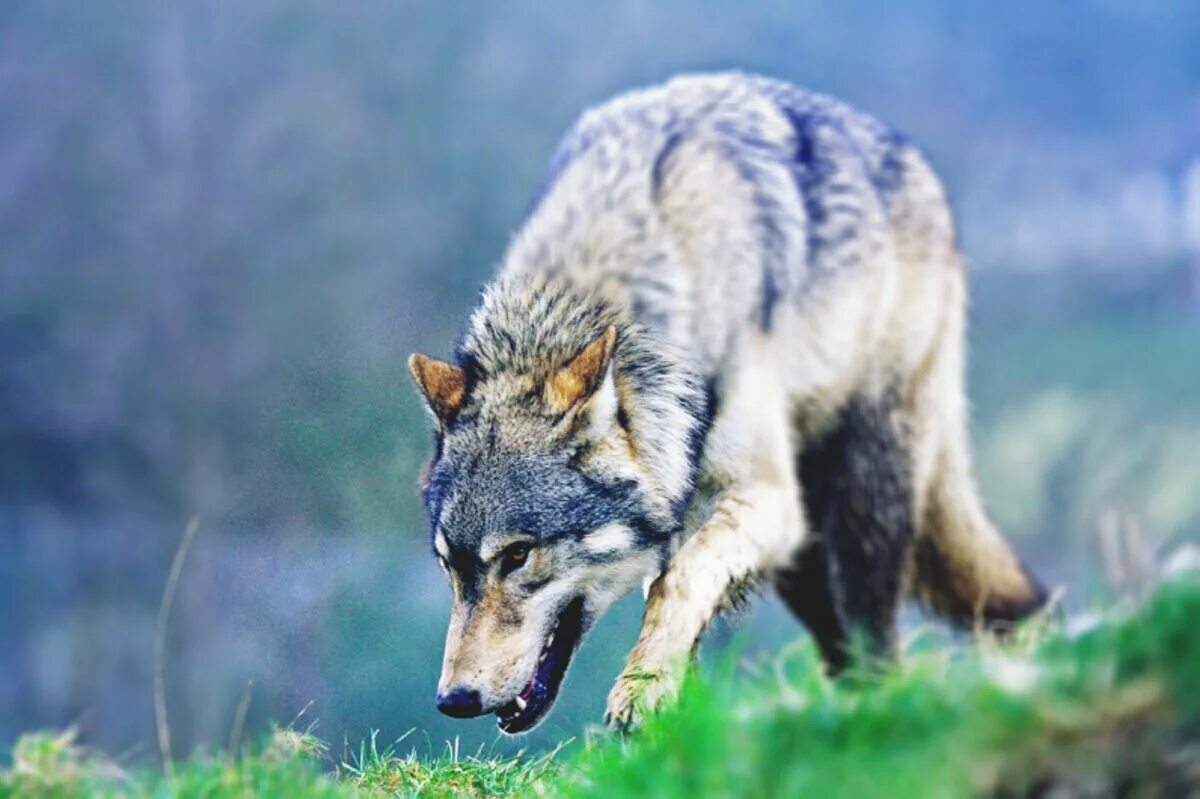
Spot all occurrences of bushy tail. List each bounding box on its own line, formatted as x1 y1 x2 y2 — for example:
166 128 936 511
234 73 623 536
911 455 1048 631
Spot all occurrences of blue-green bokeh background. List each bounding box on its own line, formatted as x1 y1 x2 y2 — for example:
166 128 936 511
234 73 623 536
3 0 1200 760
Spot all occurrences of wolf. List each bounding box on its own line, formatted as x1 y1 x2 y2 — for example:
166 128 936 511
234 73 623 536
408 72 1046 734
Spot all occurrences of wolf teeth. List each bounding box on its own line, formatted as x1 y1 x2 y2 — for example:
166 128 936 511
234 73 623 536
515 696 527 711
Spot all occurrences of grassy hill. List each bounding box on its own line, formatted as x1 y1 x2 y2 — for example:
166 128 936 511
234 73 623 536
5 572 1199 798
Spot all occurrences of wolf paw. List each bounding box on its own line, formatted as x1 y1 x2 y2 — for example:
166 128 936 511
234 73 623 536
604 667 679 733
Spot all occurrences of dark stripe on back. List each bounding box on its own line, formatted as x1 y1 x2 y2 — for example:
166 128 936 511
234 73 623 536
650 130 684 200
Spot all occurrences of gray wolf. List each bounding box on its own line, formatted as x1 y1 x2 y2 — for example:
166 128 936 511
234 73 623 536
408 72 1046 734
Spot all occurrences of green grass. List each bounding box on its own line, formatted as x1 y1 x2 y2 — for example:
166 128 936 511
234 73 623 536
5 575 1200 798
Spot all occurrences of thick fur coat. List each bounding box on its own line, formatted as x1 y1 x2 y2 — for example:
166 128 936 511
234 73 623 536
409 72 1046 733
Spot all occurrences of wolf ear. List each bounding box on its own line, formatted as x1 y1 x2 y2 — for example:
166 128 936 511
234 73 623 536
408 354 466 425
546 326 618 415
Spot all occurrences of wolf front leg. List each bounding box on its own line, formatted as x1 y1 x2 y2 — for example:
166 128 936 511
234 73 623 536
605 482 804 730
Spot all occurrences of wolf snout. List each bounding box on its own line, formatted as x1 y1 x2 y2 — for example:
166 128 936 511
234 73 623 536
436 687 485 718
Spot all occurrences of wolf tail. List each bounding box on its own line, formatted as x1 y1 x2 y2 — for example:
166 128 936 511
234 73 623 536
903 261 1048 631
909 443 1048 632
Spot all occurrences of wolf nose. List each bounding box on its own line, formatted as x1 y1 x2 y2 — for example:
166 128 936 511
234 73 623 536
436 688 484 718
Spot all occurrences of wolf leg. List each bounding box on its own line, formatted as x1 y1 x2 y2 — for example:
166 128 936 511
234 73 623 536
604 331 804 730
772 540 851 673
605 482 804 730
774 394 915 672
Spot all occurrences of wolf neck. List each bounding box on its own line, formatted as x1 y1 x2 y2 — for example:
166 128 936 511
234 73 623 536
458 270 713 534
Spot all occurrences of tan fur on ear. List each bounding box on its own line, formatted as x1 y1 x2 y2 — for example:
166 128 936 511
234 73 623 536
409 354 466 424
546 326 618 414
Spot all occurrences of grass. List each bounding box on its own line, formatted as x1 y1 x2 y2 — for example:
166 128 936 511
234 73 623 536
4 574 1200 798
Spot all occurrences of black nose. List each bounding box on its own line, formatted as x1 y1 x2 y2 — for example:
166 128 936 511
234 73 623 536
436 688 484 718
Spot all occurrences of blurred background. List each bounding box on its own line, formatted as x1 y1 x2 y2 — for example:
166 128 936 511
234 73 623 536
2 0 1199 763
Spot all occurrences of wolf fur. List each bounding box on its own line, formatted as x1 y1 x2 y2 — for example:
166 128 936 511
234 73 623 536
409 72 1046 733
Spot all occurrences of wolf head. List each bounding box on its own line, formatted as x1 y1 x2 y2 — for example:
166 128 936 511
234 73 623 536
409 326 666 733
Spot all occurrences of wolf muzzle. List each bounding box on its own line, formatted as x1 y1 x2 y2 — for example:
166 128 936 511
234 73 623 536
436 687 484 718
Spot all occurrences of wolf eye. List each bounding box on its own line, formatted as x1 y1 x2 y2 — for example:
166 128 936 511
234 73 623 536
499 542 533 576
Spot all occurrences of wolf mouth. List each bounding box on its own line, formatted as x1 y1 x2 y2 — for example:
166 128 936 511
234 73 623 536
496 595 586 734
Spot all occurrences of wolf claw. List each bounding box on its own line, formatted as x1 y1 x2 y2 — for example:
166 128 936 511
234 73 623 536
604 667 680 732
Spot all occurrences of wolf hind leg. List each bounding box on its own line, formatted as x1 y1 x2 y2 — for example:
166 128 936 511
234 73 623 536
774 393 916 673
773 540 853 674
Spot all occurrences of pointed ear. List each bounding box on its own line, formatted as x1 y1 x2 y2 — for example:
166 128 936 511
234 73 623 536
408 354 466 425
546 326 618 414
